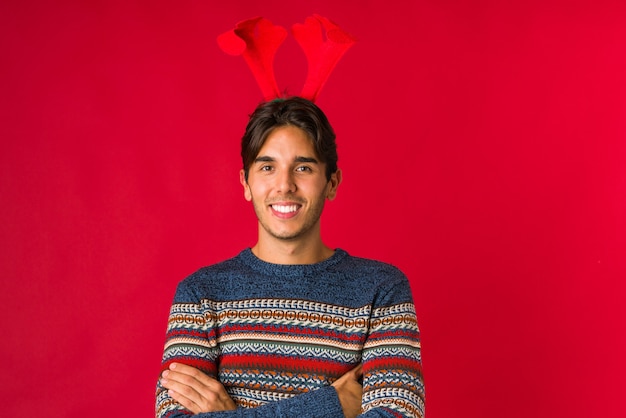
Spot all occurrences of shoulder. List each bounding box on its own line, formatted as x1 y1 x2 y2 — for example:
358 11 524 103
333 250 413 304
335 250 407 282
173 250 251 302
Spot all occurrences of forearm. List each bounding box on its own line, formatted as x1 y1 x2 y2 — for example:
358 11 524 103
358 355 424 418
157 295 221 417
157 386 344 418
358 301 425 418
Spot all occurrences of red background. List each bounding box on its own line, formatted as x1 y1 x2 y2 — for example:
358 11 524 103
1 1 625 417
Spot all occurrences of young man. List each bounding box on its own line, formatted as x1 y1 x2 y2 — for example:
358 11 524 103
156 97 425 418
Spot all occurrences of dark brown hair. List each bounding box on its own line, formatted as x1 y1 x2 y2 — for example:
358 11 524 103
241 97 338 181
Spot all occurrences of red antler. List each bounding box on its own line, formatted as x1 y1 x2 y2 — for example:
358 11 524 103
292 14 356 102
217 17 287 101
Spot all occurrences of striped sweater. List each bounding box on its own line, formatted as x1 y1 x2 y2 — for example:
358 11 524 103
156 248 424 417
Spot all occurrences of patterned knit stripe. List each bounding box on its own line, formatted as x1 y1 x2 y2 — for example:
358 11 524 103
167 302 209 329
220 340 362 363
200 298 373 316
165 328 210 340
164 336 216 351
207 301 372 332
220 365 335 393
364 334 422 350
369 302 420 329
218 326 366 350
220 352 351 374
362 345 422 363
364 368 423 392
363 387 425 418
167 298 372 334
216 312 369 330
371 302 418 316
227 386 295 408
218 323 368 341
161 343 219 367
363 355 423 372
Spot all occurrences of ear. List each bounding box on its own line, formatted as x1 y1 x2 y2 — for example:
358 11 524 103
240 169 252 201
326 169 342 201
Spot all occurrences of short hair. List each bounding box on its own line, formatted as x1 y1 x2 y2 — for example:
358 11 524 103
241 97 338 181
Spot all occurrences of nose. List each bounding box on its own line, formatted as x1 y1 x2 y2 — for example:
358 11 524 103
275 169 296 193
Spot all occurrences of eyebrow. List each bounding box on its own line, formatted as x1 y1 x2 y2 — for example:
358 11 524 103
254 156 319 164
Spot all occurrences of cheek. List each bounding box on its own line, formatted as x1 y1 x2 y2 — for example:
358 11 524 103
245 181 268 202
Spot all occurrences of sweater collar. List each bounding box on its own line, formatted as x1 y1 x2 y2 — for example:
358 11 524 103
238 248 348 277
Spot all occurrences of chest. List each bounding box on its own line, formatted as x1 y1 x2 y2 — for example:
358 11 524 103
211 299 369 401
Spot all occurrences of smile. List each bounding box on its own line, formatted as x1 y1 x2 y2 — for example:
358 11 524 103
270 204 300 214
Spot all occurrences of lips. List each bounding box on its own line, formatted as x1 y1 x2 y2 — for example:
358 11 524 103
271 204 299 213
270 203 302 218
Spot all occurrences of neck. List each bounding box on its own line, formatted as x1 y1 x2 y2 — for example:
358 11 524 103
251 233 334 265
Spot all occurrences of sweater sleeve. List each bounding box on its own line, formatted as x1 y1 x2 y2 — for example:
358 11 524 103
158 386 344 418
358 271 425 418
155 281 346 418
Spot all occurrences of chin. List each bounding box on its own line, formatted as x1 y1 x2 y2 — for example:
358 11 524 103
270 231 302 241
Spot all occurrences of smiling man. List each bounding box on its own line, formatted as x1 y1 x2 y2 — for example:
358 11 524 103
156 97 425 418
242 123 340 264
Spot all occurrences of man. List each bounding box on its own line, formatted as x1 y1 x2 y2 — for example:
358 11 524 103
156 97 424 418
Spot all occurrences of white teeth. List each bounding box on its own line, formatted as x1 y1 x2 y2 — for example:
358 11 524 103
272 204 299 213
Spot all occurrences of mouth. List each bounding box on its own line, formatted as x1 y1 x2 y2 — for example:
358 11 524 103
270 203 302 218
271 204 300 213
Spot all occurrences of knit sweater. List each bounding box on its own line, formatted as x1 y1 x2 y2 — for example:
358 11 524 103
156 249 424 418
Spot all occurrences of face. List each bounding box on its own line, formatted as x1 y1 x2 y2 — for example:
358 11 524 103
240 125 341 243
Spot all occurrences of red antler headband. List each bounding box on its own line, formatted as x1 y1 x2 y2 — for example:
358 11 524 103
217 14 356 102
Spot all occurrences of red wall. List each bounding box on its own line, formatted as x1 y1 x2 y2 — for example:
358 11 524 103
2 1 625 417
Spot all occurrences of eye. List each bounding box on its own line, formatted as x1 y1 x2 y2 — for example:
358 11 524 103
260 165 273 172
295 165 313 173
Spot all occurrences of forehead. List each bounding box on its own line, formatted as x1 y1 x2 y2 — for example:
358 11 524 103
257 125 317 157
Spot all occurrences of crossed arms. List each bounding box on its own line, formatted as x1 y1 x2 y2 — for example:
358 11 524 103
156 266 424 417
160 362 364 417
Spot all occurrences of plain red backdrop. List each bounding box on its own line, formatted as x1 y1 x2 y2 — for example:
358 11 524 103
1 1 625 417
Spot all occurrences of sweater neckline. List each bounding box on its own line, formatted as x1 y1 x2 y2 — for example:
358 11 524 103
238 248 348 277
